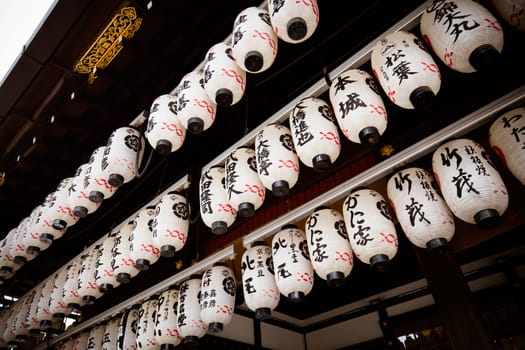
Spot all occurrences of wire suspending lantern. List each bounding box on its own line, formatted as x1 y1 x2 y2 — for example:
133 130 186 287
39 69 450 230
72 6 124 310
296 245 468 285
200 166 237 234
154 286 182 349
371 30 441 110
420 0 504 73
432 138 509 229
111 221 140 283
68 163 100 219
387 167 455 254
268 0 319 43
490 0 525 31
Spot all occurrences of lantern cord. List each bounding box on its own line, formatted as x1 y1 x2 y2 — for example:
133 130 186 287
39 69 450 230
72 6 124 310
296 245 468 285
323 66 332 86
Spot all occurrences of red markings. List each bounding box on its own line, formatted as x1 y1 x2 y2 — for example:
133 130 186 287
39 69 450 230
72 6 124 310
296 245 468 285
278 159 299 173
380 232 398 247
252 29 277 56
140 243 161 257
244 184 265 200
161 122 184 140
443 48 454 67
484 18 502 31
221 68 246 91
193 99 216 120
95 178 114 191
165 229 187 244
319 131 341 145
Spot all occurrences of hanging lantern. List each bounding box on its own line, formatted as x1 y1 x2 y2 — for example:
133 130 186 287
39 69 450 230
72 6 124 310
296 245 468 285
63 257 84 311
129 207 161 271
0 236 22 282
328 69 388 146
225 147 266 218
32 193 67 245
23 206 52 255
84 146 118 204
231 7 278 73
268 0 319 43
96 235 120 293
255 123 300 197
49 266 70 320
102 126 145 188
432 138 509 228
1 305 17 346
74 332 90 350
111 222 140 284
46 177 80 231
136 296 159 350
177 275 207 346
8 220 37 265
78 245 104 305
371 30 441 110
489 107 525 185
118 307 140 350
200 166 237 234
102 316 121 350
200 262 236 333
154 286 182 349
420 0 504 73
68 163 100 218
342 188 398 271
203 42 246 107
305 206 354 287
60 337 75 350
145 94 186 155
241 241 280 320
38 278 58 327
387 167 455 254
490 0 525 31
289 97 341 171
87 323 106 350
14 294 33 341
152 191 190 258
176 71 217 134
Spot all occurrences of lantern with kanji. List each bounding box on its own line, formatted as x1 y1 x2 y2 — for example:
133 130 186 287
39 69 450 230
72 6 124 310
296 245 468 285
289 96 341 171
177 275 207 346
203 42 246 107
489 107 525 185
68 163 100 218
0 237 21 283
111 222 140 284
46 177 80 231
48 265 69 319
225 147 266 218
137 296 159 350
145 93 186 155
78 245 103 305
33 193 67 244
23 205 52 255
36 278 55 328
231 7 278 73
420 0 504 73
200 262 236 333
129 207 161 271
9 220 37 265
432 138 509 228
118 307 140 350
371 30 441 110
87 324 106 350
200 166 237 234
63 257 84 311
1 306 17 346
95 235 120 293
74 332 89 350
268 0 319 43
13 294 32 341
387 167 456 253
329 69 388 146
241 241 280 319
491 0 525 31
151 191 189 258
255 123 300 197
154 286 182 349
84 146 118 204
305 206 354 287
342 188 398 271
102 316 120 350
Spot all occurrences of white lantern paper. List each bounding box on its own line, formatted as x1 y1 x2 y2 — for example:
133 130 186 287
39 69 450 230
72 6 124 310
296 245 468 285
305 206 354 287
177 276 207 346
255 123 300 197
152 191 190 258
432 138 509 228
87 323 106 350
489 107 525 185
371 30 441 110
118 307 140 350
268 0 319 43
84 146 118 203
63 257 84 310
112 222 140 284
9 220 37 265
0 236 19 275
74 332 90 350
1 306 17 344
204 42 246 107
96 235 120 293
225 147 266 218
176 71 217 134
102 316 121 350
23 206 52 255
241 241 280 319
231 7 278 73
200 262 236 333
46 177 80 230
491 0 525 31
13 295 32 340
78 245 104 305
421 0 504 73
68 163 100 218
342 189 398 271
154 287 182 348
36 278 55 328
33 194 67 244
102 126 145 187
387 167 455 253
136 297 160 350
329 69 388 145
129 207 160 271
290 97 341 170
145 94 186 155
49 266 70 319
200 166 237 234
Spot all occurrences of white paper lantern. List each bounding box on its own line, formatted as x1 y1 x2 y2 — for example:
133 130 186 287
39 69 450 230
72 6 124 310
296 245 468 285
46 177 80 231
241 241 280 319
177 276 207 346
87 324 106 350
154 287 182 348
342 188 398 271
129 207 160 271
74 332 90 350
268 0 319 43
176 71 217 134
387 167 455 253
49 265 70 319
203 42 246 107
200 262 236 333
78 245 104 305
489 107 525 185
68 163 100 218
102 316 121 350
255 123 300 197
1 305 17 345
200 166 237 234
231 7 278 73
329 69 388 145
84 146 118 203
63 257 84 311
0 237 20 281
112 222 140 284
102 126 145 188
491 0 525 31
421 0 504 73
118 307 140 350
96 235 120 293
136 297 160 350
225 147 266 218
371 30 441 110
36 279 55 329
152 191 190 258
13 295 32 340
145 94 186 155
32 195 67 244
290 96 341 170
432 138 509 228
23 205 52 255
305 206 354 287
9 219 37 265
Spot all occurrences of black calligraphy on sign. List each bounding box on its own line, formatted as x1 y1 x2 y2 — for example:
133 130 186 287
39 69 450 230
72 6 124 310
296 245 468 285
266 256 274 275
233 27 244 46
124 134 141 152
377 200 393 221
394 171 413 194
452 168 479 198
200 171 213 214
333 75 356 95
346 194 374 246
259 12 272 26
242 254 256 272
273 237 287 255
339 92 366 119
416 170 437 202
426 0 480 44
172 201 189 220
392 59 416 85
306 214 329 262
256 136 273 176
280 133 296 152
405 197 431 226
177 93 189 112
440 146 462 168
366 76 381 95
270 0 285 15
204 65 214 84
226 156 243 199
207 51 216 62
502 113 525 148
277 262 292 279
247 154 257 173
318 104 336 122
291 101 314 146
244 277 256 294
223 276 236 296
335 219 348 240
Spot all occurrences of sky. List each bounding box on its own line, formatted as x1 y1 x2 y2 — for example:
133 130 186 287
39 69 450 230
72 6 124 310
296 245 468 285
0 0 57 85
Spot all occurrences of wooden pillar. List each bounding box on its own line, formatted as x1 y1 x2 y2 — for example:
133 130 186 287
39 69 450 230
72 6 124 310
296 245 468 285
254 318 262 349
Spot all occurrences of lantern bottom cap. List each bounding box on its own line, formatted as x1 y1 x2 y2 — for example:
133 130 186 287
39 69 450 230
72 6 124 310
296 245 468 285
40 320 52 328
238 202 255 218
160 344 177 350
73 205 88 219
208 322 224 333
313 154 332 172
272 180 290 197
0 266 13 273
370 254 390 272
67 302 80 311
53 313 65 320
0 277 4 284
29 329 41 335
211 221 228 235
327 271 346 288
287 17 307 41
13 256 27 265
89 190 104 203
426 238 449 255
161 245 176 258
255 307 271 320
27 245 40 255
15 335 27 341
187 117 204 134
409 86 435 111
108 174 124 187
469 44 501 72
82 295 97 305
156 139 173 156
135 259 151 271
99 283 114 293
117 272 132 284
40 233 55 244
53 219 67 231
245 50 264 73
474 208 501 229
183 336 200 347
288 291 305 302
359 127 381 146
216 88 233 107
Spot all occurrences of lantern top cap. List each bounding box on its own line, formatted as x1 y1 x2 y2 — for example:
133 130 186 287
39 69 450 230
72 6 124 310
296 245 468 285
281 224 297 230
189 273 202 280
313 205 332 212
212 261 228 267
251 240 268 247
